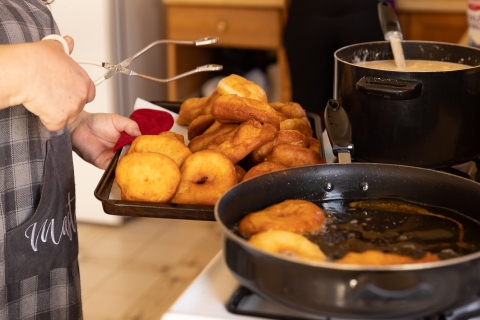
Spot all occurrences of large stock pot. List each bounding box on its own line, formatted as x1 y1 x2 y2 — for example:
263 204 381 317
334 40 480 168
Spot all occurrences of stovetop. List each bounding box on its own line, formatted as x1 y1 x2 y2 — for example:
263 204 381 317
160 251 480 320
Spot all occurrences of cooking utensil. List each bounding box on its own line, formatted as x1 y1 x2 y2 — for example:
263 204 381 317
215 100 480 319
42 34 223 86
377 1 406 69
334 40 480 168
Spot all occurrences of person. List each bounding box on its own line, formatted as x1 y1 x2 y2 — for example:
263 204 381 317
283 0 386 117
0 0 141 318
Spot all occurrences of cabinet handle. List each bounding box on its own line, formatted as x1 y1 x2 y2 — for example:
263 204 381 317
217 20 227 32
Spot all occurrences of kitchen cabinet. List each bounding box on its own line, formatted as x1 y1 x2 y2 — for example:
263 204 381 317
162 0 290 102
396 0 468 43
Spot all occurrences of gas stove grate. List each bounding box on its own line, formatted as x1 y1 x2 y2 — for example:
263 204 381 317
227 287 480 320
227 286 326 320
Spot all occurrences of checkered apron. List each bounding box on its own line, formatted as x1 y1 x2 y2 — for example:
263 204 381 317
0 1 82 319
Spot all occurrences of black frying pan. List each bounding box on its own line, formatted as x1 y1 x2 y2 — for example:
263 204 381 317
214 101 480 319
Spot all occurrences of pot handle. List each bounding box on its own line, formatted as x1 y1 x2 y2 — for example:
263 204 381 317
324 99 354 163
357 76 422 100
355 281 435 301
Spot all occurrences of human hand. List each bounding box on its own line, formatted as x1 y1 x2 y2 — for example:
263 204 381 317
8 36 95 131
70 111 141 169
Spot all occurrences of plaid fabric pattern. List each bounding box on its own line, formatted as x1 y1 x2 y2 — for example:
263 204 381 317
0 1 82 319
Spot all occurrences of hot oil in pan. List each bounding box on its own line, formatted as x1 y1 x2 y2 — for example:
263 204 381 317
307 199 480 261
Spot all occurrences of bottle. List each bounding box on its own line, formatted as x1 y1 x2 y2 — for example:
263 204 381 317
467 0 480 47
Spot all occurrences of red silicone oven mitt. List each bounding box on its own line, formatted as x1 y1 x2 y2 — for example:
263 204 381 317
113 108 174 152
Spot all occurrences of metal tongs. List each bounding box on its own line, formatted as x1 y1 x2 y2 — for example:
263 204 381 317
43 35 223 86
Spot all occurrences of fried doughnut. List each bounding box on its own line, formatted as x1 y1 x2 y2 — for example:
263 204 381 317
269 102 284 110
127 133 192 167
199 89 220 116
272 101 308 120
171 150 237 206
249 130 309 166
275 110 288 123
235 165 247 183
207 119 277 164
115 152 181 202
265 144 326 168
188 123 239 153
177 96 209 125
217 74 268 103
202 120 223 134
187 114 216 140
238 199 325 237
248 230 326 262
335 250 440 265
243 161 287 181
308 137 321 154
159 131 186 144
280 118 313 137
211 94 280 128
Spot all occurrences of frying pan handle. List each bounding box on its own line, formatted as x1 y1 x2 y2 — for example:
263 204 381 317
355 281 435 301
357 76 423 100
324 99 354 160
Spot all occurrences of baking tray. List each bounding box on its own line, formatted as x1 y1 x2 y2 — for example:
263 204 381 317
94 100 325 221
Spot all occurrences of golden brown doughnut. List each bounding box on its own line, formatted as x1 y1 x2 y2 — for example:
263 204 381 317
335 250 440 265
177 96 209 125
217 74 268 103
199 90 221 116
275 110 288 123
242 161 287 181
272 101 308 120
307 137 321 154
265 144 326 168
188 123 239 153
248 130 309 166
115 152 181 202
202 120 223 135
159 131 186 144
248 230 326 262
269 102 284 111
187 114 216 140
127 133 192 167
235 165 247 183
211 94 280 128
238 199 325 237
207 119 277 164
280 118 313 137
171 150 237 206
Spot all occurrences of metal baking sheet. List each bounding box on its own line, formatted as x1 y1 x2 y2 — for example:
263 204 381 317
94 101 324 221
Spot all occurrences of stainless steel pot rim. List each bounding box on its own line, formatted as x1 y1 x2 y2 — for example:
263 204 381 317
214 163 480 272
333 40 480 71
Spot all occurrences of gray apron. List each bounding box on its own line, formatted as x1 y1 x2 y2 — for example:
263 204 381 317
4 132 81 319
